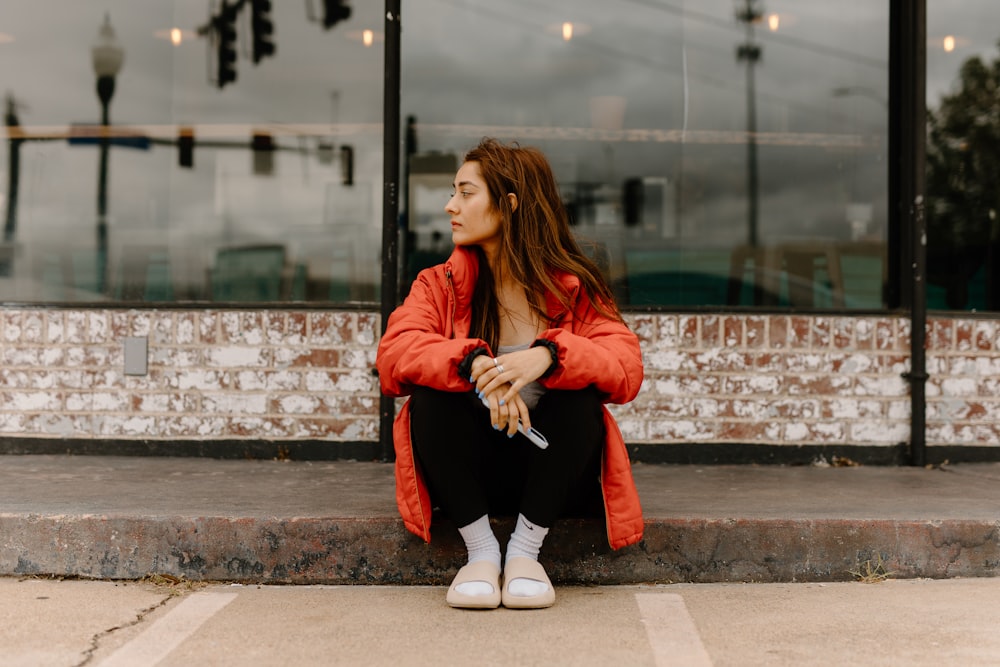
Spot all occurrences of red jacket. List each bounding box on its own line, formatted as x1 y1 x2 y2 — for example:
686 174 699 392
377 246 644 549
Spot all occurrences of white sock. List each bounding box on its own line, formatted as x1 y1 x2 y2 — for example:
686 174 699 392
505 514 551 597
506 513 549 561
456 515 501 596
507 578 548 597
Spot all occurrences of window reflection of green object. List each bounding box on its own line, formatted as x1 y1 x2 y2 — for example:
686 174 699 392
113 248 174 302
211 244 288 302
623 246 884 308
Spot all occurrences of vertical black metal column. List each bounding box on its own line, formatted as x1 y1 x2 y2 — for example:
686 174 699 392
379 0 402 462
890 0 927 466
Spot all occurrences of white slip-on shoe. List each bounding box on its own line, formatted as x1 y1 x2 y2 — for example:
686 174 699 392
501 557 555 609
446 560 502 609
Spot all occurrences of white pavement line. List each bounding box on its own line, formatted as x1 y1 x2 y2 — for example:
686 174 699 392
96 592 239 667
635 593 714 667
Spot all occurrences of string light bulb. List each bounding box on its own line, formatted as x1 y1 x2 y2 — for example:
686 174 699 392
363 29 374 47
943 35 956 52
562 22 574 42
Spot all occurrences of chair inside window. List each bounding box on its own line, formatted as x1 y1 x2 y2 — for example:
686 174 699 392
210 244 294 302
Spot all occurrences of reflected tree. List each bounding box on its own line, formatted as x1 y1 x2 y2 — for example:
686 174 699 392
926 42 1000 309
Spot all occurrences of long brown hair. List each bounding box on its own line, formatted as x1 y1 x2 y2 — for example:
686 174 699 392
464 138 622 351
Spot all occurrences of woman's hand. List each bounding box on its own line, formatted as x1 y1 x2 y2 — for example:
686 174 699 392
470 347 551 434
482 383 529 436
482 346 551 399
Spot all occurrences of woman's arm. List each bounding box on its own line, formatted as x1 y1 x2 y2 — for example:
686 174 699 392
533 300 644 405
376 271 489 398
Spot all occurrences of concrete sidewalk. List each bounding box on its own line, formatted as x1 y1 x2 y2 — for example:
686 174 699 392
8 579 1000 666
1 455 998 584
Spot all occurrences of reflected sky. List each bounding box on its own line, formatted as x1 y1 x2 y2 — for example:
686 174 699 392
1 0 384 283
0 0 384 125
1 1 995 162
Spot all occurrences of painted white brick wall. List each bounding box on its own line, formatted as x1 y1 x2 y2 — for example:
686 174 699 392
0 308 997 452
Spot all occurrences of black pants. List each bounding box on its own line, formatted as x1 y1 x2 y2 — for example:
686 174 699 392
409 387 605 529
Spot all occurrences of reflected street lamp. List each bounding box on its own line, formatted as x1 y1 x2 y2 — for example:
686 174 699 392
92 13 124 294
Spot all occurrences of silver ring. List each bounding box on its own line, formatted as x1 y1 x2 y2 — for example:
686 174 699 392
492 357 500 367
496 364 505 374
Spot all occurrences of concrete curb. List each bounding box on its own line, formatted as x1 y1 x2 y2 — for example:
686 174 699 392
2 456 999 584
3 514 997 584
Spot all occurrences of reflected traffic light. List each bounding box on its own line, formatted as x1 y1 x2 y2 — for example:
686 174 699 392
252 132 275 175
215 1 238 88
251 0 276 64
323 0 351 29
178 127 194 168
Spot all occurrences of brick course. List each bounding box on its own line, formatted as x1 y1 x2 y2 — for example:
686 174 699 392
0 308 997 454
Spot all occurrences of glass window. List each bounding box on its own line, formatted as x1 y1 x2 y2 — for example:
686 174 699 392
926 0 1000 311
401 1 889 309
0 0 382 304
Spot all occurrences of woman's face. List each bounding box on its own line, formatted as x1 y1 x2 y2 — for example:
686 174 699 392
445 161 502 254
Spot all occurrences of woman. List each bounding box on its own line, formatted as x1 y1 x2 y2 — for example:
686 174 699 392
376 138 644 610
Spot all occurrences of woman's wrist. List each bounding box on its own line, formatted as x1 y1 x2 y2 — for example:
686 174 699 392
530 339 559 378
458 346 491 381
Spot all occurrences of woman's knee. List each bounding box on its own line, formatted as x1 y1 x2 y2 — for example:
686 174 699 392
536 388 603 428
410 387 470 417
410 387 482 446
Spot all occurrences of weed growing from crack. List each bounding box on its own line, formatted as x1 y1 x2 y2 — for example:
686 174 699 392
141 573 207 597
850 553 896 583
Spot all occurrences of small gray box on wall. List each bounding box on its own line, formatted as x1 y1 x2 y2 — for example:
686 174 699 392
124 336 148 376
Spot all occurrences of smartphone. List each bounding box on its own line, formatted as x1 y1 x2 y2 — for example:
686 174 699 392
479 395 549 449
518 422 549 449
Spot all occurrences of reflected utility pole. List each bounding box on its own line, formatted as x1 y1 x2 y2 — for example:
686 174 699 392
1 94 22 277
4 95 21 243
736 0 762 247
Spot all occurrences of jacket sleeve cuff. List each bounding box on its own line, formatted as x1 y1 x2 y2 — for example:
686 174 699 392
458 346 491 381
530 339 560 378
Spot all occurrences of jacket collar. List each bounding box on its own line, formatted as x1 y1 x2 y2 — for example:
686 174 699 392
444 246 479 306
